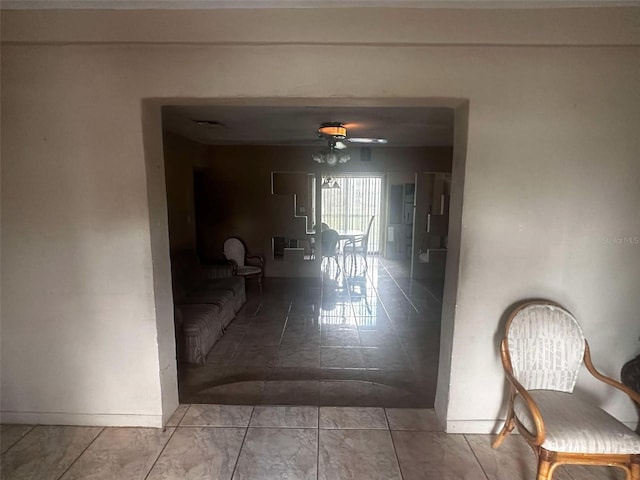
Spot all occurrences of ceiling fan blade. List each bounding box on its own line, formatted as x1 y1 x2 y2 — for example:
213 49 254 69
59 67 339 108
347 137 388 145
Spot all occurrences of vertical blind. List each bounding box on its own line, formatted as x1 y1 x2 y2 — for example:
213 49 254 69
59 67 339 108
321 175 382 253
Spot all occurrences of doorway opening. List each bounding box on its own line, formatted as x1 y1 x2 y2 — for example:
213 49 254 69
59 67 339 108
147 100 468 417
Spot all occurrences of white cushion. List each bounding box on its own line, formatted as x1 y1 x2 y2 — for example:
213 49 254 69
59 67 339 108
508 304 585 392
237 265 261 276
514 390 640 454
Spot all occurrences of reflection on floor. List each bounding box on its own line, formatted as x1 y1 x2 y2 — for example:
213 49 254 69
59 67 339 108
0 406 624 479
179 257 442 407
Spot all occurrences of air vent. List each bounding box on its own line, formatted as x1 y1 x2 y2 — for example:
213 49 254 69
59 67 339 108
193 120 224 128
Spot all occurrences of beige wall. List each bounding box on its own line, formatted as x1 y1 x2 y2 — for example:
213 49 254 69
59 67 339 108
1 7 639 429
200 144 451 274
272 171 312 220
163 132 209 252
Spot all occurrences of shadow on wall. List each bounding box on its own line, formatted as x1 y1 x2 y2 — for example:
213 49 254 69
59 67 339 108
621 351 640 433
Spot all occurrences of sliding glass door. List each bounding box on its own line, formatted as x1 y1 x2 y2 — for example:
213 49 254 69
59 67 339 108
321 175 383 254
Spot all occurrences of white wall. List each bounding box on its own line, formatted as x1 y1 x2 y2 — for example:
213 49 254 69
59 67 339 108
0 67 171 425
1 7 639 429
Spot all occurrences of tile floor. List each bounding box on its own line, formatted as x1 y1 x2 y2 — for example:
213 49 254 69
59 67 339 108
0 258 627 479
0 405 625 479
180 257 442 407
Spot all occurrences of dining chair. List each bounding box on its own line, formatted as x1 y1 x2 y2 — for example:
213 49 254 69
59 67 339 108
223 237 264 294
321 229 341 275
343 215 375 272
493 299 640 479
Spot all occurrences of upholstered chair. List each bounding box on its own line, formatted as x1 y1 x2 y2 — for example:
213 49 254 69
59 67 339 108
493 300 640 480
223 237 264 294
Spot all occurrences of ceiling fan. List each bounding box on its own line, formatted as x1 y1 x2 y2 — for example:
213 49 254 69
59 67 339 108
316 122 388 149
312 122 387 166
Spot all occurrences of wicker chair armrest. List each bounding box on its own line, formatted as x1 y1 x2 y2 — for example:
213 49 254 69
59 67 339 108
500 338 546 446
503 368 547 446
584 341 640 406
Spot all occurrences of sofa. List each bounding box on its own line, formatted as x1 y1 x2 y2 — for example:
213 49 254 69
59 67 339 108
171 251 246 364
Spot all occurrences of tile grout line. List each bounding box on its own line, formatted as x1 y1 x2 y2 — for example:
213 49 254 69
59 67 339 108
0 424 36 456
271 300 294 373
175 404 189 426
358 267 387 383
142 403 194 479
342 269 365 357
380 258 442 382
354 262 388 391
55 426 105 480
316 414 321 480
143 422 181 480
277 301 294 347
168 424 266 429
271 300 295 390
253 297 263 316
377 259 422 314
384 408 406 480
363 259 421 389
463 434 491 480
381 258 441 310
229 406 255 479
341 264 358 323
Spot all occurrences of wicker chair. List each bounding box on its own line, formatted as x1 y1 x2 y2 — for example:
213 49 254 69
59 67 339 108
493 300 640 479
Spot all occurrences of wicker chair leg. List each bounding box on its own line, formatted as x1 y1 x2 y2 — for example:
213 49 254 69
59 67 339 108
536 459 552 480
536 450 557 480
492 417 515 449
630 458 640 480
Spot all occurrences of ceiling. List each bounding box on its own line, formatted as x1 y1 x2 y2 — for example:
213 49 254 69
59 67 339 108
162 105 455 148
3 0 635 8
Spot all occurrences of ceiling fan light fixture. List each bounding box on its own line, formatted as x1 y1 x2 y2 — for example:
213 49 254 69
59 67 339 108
312 148 350 166
318 124 347 139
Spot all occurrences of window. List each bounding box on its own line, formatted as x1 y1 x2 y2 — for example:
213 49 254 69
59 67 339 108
321 175 382 253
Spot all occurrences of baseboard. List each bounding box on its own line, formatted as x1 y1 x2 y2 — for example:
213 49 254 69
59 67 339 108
446 419 506 434
446 419 639 435
0 411 164 428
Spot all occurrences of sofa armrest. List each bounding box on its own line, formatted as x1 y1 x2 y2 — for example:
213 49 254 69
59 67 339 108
202 263 234 280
